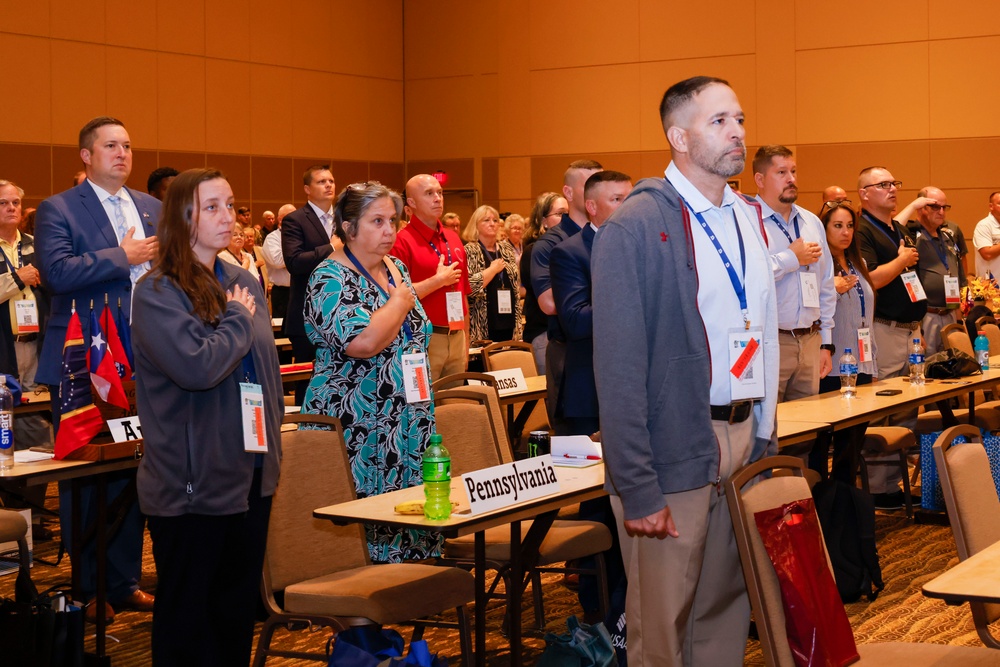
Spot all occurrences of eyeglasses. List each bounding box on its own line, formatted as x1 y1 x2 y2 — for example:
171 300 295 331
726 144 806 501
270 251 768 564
861 180 902 191
822 199 853 210
925 203 952 212
546 211 566 218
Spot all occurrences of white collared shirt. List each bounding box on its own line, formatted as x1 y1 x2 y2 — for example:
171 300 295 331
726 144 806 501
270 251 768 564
973 214 1000 278
665 162 772 406
88 180 147 245
261 229 290 286
307 201 334 238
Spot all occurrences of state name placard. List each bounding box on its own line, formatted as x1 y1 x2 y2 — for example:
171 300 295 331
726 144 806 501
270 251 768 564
460 455 561 515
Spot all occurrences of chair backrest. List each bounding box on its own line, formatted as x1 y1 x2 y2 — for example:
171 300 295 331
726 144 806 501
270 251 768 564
265 414 370 596
725 455 834 667
944 327 975 357
481 340 538 377
982 323 1000 357
933 425 1000 642
432 371 498 392
434 381 514 463
434 388 505 475
976 315 998 328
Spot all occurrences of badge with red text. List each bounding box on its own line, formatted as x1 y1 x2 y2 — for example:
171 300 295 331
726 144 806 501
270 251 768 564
728 328 765 400
240 382 268 453
900 271 927 302
857 327 872 363
402 352 431 404
944 276 960 304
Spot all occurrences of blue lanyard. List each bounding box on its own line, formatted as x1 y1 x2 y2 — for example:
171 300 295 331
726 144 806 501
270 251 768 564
685 201 750 329
344 247 414 343
844 260 866 324
426 228 453 264
771 212 801 245
863 211 903 247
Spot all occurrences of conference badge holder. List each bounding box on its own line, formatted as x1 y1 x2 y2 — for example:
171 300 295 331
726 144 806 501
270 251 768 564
402 351 431 404
857 327 872 363
728 327 765 401
799 272 820 309
497 289 513 315
944 276 960 304
14 299 38 333
900 271 927 302
240 382 268 453
446 291 464 331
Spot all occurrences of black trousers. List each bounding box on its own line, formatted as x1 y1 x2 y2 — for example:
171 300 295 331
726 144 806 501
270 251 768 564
812 373 874 483
147 468 272 667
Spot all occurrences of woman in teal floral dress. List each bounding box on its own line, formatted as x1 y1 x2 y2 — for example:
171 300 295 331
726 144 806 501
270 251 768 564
302 182 441 563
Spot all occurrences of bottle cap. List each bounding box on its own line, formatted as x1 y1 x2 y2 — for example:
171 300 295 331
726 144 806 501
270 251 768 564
844 348 852 354
429 433 442 445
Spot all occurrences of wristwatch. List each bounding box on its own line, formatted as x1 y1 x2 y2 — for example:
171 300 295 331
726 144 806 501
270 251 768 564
820 344 836 354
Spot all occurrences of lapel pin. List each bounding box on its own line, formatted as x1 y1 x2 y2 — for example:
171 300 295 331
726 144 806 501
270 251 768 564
660 232 668 242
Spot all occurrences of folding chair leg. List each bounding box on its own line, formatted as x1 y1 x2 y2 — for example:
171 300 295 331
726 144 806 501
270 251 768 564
531 569 545 629
411 624 425 642
899 450 914 522
595 552 610 619
251 616 279 667
456 604 473 667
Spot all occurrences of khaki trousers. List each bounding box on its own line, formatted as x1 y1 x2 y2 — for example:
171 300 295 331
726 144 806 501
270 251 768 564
777 330 821 402
611 419 753 666
428 330 467 382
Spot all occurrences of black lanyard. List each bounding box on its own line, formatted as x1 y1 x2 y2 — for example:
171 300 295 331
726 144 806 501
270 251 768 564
344 247 414 343
0 240 26 290
479 241 507 289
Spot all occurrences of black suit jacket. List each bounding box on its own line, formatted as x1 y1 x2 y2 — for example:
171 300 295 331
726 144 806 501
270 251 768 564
550 224 597 419
280 203 333 338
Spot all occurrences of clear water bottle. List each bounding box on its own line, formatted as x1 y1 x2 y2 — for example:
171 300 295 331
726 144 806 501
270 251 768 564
975 333 990 371
0 377 13 472
839 348 858 397
422 433 451 520
909 338 925 386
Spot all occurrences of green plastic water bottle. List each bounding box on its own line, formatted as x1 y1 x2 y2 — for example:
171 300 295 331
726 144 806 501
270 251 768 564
423 434 451 520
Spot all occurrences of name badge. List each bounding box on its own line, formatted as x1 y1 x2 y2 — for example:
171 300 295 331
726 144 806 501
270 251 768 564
944 276 960 304
900 271 927 302
14 300 38 333
857 327 873 363
728 327 765 401
799 272 820 309
497 289 513 315
240 382 268 453
446 291 465 330
401 352 431 403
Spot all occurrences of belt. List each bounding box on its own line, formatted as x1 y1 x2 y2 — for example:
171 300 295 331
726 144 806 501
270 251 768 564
778 321 820 337
926 307 955 316
431 326 462 335
14 333 37 343
873 316 921 330
710 400 756 424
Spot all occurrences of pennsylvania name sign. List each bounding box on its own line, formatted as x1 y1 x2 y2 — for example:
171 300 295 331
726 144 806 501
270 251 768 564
460 455 562 515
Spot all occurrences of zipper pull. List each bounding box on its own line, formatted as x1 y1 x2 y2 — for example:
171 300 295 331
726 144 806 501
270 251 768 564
186 482 193 495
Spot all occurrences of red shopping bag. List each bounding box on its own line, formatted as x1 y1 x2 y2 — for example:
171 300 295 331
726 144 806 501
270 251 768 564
754 498 860 667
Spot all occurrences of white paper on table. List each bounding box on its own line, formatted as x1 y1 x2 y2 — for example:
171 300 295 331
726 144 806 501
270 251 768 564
551 435 602 467
14 450 54 463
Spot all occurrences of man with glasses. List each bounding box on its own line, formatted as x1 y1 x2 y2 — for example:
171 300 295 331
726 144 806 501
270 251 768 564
974 192 1000 279
902 187 965 354
856 166 925 508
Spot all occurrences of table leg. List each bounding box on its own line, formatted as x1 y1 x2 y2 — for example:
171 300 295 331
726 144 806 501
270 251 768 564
94 473 109 663
509 400 538 447
968 390 976 423
70 480 82 601
509 521 522 667
934 399 959 427
475 531 486 667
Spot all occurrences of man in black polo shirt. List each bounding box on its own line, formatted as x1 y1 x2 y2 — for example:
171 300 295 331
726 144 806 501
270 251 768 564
856 166 925 508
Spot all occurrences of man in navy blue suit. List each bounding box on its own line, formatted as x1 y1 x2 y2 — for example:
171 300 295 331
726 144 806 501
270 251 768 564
550 169 632 621
36 116 160 622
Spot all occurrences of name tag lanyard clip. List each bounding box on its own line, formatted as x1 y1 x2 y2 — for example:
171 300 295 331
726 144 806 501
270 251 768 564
687 202 750 329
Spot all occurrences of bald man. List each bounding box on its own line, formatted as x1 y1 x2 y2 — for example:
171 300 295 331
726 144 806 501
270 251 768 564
390 174 471 380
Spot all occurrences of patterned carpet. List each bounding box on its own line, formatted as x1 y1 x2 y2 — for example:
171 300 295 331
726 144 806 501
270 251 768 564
0 486 993 665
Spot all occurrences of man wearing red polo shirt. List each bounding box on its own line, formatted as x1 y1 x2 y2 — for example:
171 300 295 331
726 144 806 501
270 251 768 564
391 173 471 380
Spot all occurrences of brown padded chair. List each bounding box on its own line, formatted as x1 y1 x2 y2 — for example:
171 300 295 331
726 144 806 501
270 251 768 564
982 324 1000 358
726 455 1000 666
253 414 474 667
434 387 612 627
0 509 30 581
859 426 917 521
934 424 1000 649
480 340 549 450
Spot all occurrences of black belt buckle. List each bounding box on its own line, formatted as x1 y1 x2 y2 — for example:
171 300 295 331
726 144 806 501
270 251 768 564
729 400 752 424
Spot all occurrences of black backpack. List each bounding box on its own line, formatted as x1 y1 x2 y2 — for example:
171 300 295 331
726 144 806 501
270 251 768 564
812 479 885 603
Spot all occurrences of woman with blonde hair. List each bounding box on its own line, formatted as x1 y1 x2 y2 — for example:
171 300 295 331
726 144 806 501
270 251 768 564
463 205 522 342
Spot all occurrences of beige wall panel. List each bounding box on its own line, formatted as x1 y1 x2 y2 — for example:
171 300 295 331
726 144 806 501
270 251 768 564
529 155 583 198
795 141 930 196
929 0 1000 39
157 53 206 152
754 0 796 145
929 138 1000 190
291 1 333 71
638 0 755 62
529 0 639 70
639 150 671 179
405 75 498 159
248 0 293 67
500 199 533 217
208 154 251 203
157 0 204 55
929 37 1000 138
105 1 156 49
50 0 105 43
206 59 252 154
943 189 993 238
249 65 294 156
330 0 403 80
796 43 929 144
0 0 49 37
496 0 532 157
0 35 51 144
404 0 497 80
638 56 757 151
499 157 532 200
52 41 107 146
369 162 405 192
107 47 160 148
289 69 336 158
206 0 251 61
363 78 405 162
0 144 51 198
530 65 641 156
795 0 927 50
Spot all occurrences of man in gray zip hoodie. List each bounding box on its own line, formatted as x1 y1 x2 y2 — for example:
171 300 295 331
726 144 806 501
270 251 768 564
592 76 779 666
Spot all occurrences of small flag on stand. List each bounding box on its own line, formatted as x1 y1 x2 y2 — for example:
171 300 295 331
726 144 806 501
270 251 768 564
115 297 134 371
53 305 104 460
101 298 132 380
88 305 129 410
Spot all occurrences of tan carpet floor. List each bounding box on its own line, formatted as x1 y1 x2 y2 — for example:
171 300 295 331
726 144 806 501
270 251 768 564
0 486 993 665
